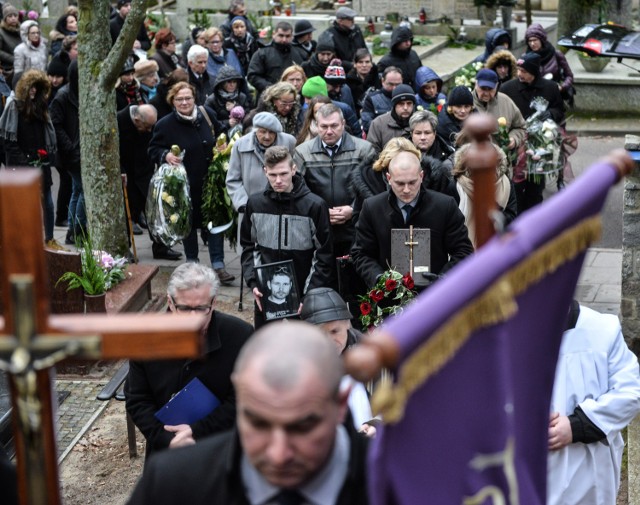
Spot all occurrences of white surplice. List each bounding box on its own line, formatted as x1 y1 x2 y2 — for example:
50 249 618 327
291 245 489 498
547 306 640 505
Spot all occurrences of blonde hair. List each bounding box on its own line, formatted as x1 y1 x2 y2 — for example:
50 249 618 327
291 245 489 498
452 142 509 179
204 26 223 42
373 137 421 173
263 81 297 103
280 65 306 84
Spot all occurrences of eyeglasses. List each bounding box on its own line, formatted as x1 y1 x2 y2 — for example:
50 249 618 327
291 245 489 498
29 31 41 36
276 100 296 107
170 296 213 314
174 97 194 103
208 39 222 45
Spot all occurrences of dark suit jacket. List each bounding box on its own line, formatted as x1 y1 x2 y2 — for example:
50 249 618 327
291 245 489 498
126 428 369 505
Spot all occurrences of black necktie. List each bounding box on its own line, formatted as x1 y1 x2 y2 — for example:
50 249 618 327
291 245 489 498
273 489 305 505
325 145 334 157
403 204 413 223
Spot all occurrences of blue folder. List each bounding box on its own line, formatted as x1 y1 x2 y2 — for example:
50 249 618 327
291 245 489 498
154 377 220 425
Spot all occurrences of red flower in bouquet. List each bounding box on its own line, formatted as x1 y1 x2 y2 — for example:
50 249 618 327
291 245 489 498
369 289 384 302
360 302 372 316
385 278 397 291
37 149 47 159
402 274 415 290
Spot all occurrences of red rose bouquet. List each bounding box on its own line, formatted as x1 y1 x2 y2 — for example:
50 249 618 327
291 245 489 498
358 269 417 330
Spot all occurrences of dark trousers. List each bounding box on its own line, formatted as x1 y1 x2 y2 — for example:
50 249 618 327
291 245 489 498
514 178 545 214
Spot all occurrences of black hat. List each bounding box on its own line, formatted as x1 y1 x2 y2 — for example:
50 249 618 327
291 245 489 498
47 55 68 77
447 85 473 106
117 0 131 8
294 19 315 37
120 53 138 76
517 52 541 77
391 84 416 107
300 288 352 324
316 31 335 53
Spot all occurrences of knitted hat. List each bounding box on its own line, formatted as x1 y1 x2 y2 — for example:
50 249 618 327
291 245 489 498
391 84 417 106
300 288 351 324
316 31 335 53
324 62 346 84
47 55 68 77
230 16 246 27
301 76 328 98
2 4 18 19
517 52 541 77
336 6 357 19
475 68 499 88
134 59 159 78
253 111 282 133
117 0 131 8
525 23 548 44
447 85 473 106
294 19 315 37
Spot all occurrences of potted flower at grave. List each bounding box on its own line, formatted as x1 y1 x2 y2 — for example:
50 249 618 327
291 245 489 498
57 232 128 313
577 52 610 73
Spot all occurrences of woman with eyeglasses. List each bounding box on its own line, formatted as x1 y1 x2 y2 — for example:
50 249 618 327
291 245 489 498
150 28 185 79
248 81 302 137
13 20 48 74
346 48 380 117
148 82 235 285
203 26 243 82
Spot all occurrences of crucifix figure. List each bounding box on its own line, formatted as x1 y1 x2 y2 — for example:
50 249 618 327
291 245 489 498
404 225 418 277
0 170 206 505
391 227 431 286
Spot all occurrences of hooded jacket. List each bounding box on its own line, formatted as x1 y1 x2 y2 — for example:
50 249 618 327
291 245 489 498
473 28 511 63
485 49 518 89
414 66 446 108
13 20 48 73
377 27 422 88
524 23 574 92
204 65 251 129
240 173 334 295
48 14 76 56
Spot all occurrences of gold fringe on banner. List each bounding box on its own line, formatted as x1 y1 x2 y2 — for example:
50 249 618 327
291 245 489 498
373 216 602 424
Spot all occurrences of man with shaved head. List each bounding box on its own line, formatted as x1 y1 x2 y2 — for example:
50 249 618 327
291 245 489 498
127 321 369 505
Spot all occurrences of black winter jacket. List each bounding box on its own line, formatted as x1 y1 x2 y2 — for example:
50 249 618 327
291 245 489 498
124 311 253 457
361 88 392 133
49 83 80 169
240 174 334 294
148 106 221 227
322 22 367 68
377 27 422 88
247 43 306 95
126 427 369 505
351 186 473 287
500 76 565 125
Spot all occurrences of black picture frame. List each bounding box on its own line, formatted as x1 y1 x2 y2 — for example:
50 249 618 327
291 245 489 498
255 260 300 321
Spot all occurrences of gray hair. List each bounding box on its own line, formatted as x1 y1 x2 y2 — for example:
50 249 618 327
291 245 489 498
316 103 343 121
187 43 208 63
233 321 344 398
409 109 438 133
167 263 219 298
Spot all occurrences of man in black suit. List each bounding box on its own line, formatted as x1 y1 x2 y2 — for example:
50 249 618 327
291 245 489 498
127 321 368 505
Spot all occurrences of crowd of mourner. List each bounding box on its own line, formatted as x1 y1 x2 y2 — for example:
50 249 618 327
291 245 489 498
3 1 640 504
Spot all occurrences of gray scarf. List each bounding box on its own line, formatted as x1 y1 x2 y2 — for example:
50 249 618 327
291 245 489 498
0 96 57 153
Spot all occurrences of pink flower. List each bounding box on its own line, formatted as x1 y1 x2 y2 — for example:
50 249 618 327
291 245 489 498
27 10 39 20
230 106 245 120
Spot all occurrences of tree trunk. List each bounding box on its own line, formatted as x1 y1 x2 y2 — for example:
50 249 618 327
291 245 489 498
76 0 148 255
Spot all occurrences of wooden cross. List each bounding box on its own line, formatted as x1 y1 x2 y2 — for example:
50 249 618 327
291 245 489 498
0 170 206 505
404 225 418 278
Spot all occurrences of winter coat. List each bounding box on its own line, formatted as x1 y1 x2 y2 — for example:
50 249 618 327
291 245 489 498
361 88 392 133
377 27 422 88
117 105 155 204
13 21 48 74
329 83 357 115
291 38 317 61
0 21 21 70
206 47 243 82
366 110 412 154
500 76 565 125
321 22 367 68
414 66 447 108
247 43 306 95
474 28 512 63
472 90 526 148
148 105 222 228
225 130 297 210
346 64 380 114
204 65 251 131
240 173 334 294
294 132 376 248
48 14 76 56
525 23 574 93
149 49 184 79
219 14 259 40
301 54 329 79
49 82 80 170
436 108 465 146
125 311 253 457
126 428 369 505
109 13 151 50
351 186 473 287
485 49 518 89
188 67 215 106
149 83 173 120
223 32 259 75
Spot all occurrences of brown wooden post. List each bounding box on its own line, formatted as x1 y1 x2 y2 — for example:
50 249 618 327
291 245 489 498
0 169 205 505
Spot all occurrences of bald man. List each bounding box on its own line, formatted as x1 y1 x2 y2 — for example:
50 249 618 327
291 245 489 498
127 322 369 505
351 149 473 288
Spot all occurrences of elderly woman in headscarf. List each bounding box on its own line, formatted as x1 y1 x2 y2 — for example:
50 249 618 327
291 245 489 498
451 142 517 248
0 69 59 248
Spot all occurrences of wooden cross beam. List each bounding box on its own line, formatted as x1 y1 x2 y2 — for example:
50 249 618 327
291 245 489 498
0 170 205 505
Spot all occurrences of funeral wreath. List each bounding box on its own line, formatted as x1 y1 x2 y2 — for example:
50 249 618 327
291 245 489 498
359 269 417 329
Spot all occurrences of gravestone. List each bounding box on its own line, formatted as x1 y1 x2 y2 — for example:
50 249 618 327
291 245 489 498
355 0 475 21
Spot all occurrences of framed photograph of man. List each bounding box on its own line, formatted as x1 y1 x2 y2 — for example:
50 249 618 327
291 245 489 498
255 260 300 321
